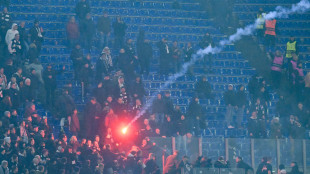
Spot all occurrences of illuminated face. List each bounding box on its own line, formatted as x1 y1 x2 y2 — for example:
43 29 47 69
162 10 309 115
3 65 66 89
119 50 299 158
107 96 112 102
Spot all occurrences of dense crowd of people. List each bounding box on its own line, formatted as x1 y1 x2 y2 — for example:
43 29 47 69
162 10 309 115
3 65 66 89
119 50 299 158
0 0 308 173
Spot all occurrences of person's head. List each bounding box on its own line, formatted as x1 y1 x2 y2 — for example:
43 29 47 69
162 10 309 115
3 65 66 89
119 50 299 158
107 96 113 103
105 144 111 150
259 7 264 13
87 140 92 147
118 76 124 83
182 156 189 163
239 85 244 91
4 111 10 118
251 111 257 118
236 156 243 163
155 128 160 135
202 76 207 81
181 115 185 120
167 116 171 122
298 102 303 110
25 78 31 86
3 7 7 13
1 160 8 168
33 157 40 165
34 19 39 27
127 39 132 44
194 97 199 102
292 53 298 61
291 162 298 168
298 62 302 69
173 150 179 156
120 87 126 93
103 11 108 17
157 93 162 99
228 84 233 90
279 164 285 170
14 33 20 40
119 48 125 54
95 135 100 142
187 42 191 47
90 97 97 104
275 50 281 56
12 23 18 30
256 98 261 104
143 119 149 126
148 153 155 160
290 36 295 42
86 13 91 19
30 104 36 110
135 99 141 106
39 130 45 137
173 41 178 47
162 38 167 43
62 134 68 142
70 16 76 23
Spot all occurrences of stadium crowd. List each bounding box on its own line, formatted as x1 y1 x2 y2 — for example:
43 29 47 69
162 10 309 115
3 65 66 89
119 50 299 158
0 0 308 173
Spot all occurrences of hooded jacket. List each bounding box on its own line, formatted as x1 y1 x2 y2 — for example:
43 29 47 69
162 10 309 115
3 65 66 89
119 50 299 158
5 23 19 45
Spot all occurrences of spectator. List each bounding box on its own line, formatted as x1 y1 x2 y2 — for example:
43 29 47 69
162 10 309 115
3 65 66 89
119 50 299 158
256 8 266 44
152 94 165 125
27 43 39 63
29 19 44 53
5 23 18 47
187 97 205 135
140 39 153 75
75 0 90 20
0 7 11 40
288 162 302 174
236 156 253 173
0 160 9 174
270 50 284 89
130 76 145 102
116 48 135 81
270 117 282 139
264 19 277 52
163 151 179 174
79 13 95 50
256 157 272 174
287 115 305 139
235 85 247 128
184 42 194 76
171 41 181 73
66 16 80 48
96 47 113 81
214 156 229 168
20 78 35 103
18 21 28 53
68 109 80 136
224 84 235 128
157 38 171 75
285 36 298 61
124 38 139 75
248 111 265 138
84 97 102 139
144 153 160 174
112 16 127 48
199 32 214 72
176 156 192 174
195 76 212 99
97 11 111 49
278 164 287 174
43 64 65 107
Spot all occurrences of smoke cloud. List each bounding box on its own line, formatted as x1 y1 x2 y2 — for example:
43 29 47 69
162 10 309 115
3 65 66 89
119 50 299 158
126 0 310 128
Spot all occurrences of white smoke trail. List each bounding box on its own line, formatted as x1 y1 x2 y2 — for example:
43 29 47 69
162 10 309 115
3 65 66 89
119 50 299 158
126 0 310 129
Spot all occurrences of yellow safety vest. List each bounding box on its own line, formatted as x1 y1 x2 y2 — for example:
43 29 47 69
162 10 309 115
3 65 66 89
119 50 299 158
256 14 265 29
286 41 296 58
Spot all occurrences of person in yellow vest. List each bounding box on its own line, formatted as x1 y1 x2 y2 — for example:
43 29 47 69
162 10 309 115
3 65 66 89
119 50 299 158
264 19 277 52
256 8 266 44
286 36 298 59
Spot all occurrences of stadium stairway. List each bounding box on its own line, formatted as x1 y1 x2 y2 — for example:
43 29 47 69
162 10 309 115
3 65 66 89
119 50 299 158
9 0 270 139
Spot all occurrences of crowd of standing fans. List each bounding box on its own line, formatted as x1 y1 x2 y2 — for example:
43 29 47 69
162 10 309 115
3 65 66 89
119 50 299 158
0 0 308 173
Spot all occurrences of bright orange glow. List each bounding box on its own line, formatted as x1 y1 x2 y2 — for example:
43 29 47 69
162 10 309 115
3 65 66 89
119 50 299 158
122 127 128 134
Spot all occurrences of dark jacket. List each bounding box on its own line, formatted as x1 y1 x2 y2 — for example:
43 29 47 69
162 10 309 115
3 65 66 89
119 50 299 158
97 16 111 34
75 0 90 19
